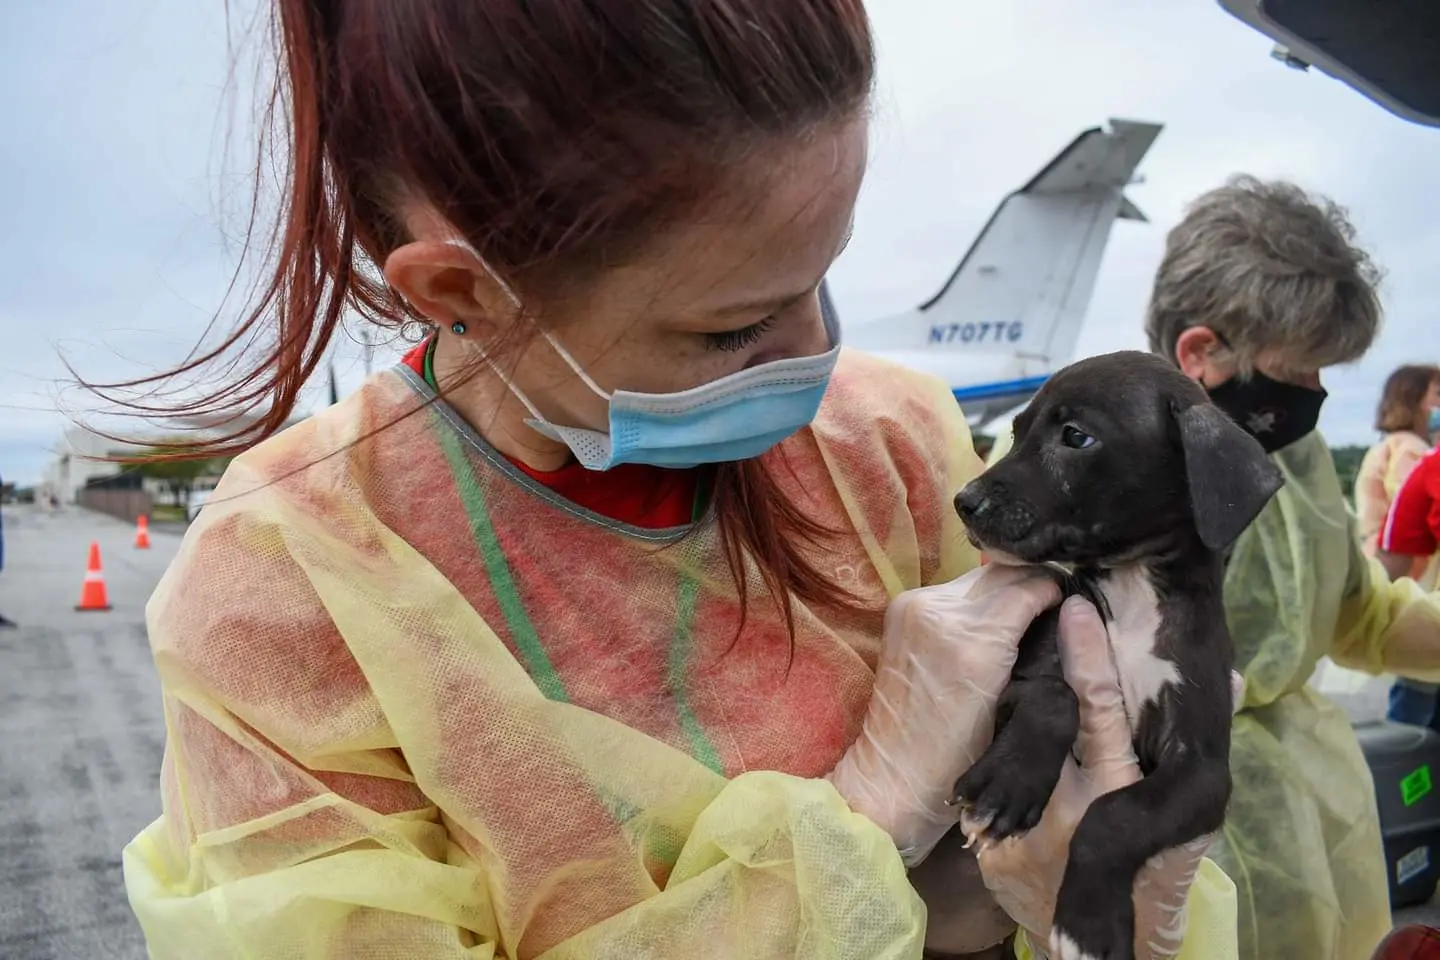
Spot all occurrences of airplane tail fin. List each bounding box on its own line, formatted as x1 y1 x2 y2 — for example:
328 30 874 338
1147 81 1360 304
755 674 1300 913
845 118 1162 364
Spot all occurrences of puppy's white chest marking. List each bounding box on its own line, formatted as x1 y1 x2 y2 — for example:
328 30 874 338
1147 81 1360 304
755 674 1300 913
1096 565 1180 735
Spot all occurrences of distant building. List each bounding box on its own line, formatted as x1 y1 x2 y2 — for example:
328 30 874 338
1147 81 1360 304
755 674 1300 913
39 411 307 505
40 425 149 505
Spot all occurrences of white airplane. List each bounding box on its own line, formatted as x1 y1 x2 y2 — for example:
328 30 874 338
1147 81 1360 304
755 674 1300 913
831 118 1164 429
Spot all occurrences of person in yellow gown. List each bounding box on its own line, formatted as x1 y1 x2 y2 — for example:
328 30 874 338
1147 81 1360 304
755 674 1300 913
118 2 1241 959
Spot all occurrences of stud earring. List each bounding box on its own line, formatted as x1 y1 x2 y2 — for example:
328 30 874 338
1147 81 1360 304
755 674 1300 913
450 321 467 336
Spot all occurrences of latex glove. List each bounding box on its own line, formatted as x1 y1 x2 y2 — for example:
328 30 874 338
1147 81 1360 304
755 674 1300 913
971 596 1245 960
828 564 1062 866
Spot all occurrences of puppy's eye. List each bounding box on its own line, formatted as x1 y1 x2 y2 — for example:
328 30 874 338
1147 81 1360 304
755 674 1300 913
1061 424 1096 449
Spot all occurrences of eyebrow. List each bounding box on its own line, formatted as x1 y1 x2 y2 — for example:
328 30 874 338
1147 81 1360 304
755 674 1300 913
712 289 812 318
711 223 856 318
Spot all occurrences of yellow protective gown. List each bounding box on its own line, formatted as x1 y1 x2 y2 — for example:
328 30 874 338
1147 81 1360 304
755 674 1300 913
1219 432 1440 960
123 350 1237 959
990 424 1440 959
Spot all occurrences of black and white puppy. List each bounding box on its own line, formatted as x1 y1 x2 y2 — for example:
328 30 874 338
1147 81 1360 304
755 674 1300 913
950 351 1283 960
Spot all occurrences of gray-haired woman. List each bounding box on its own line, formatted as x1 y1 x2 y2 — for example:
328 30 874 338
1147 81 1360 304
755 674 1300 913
1147 176 1440 960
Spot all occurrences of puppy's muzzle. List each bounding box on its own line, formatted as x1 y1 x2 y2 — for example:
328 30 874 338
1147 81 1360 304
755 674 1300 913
954 480 1035 549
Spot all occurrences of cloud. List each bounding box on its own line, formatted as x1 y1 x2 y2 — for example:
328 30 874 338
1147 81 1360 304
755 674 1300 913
2 0 1436 485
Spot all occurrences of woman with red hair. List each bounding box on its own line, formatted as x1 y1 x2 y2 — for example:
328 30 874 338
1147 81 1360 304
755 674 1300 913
118 3 1236 958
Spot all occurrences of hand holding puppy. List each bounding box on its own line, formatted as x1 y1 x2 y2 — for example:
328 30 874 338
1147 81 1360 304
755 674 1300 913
972 596 1244 960
827 564 1062 866
831 568 1246 959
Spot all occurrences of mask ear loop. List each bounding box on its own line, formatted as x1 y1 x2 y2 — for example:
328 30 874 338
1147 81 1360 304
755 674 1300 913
443 237 613 403
534 331 612 401
479 353 548 423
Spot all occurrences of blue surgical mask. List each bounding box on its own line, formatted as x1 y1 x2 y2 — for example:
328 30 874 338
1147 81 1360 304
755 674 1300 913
519 320 840 470
453 240 841 470
1429 408 1440 434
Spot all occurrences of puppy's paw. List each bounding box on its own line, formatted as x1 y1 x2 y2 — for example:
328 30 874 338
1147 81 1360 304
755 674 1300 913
951 749 1056 844
1051 883 1136 960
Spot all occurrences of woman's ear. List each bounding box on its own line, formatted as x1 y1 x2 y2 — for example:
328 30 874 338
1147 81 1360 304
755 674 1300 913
1173 326 1229 386
383 240 514 330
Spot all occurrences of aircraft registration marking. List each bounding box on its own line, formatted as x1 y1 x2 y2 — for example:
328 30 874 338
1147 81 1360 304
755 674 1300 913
928 321 1024 345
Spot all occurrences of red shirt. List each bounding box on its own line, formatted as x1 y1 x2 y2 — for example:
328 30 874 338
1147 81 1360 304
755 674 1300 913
400 341 699 529
1381 448 1440 556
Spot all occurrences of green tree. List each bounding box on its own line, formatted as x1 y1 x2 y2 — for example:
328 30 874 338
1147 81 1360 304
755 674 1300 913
1330 444 1368 503
131 444 227 507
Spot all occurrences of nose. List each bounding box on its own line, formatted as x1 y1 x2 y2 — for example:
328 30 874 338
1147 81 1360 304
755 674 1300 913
954 484 991 522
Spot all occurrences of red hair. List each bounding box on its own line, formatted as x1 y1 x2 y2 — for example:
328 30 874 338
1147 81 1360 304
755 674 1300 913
90 0 874 630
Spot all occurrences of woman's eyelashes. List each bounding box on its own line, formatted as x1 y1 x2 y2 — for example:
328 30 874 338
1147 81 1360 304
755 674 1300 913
704 315 776 352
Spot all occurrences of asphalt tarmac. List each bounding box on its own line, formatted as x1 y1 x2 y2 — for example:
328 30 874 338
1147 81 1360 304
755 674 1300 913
0 504 175 960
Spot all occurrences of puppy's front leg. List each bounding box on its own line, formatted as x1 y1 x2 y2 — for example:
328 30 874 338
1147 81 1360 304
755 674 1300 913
1050 755 1230 960
953 608 1079 842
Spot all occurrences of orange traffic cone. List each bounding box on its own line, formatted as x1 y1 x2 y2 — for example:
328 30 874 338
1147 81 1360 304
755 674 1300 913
76 542 112 612
134 514 151 550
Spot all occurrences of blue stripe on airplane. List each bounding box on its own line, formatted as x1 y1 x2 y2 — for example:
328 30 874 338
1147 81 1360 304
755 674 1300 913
950 374 1050 403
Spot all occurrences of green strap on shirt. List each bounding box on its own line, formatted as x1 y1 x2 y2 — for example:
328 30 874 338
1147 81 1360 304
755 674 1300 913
421 338 722 772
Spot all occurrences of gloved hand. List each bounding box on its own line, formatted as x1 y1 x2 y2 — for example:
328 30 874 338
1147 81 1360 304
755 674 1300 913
827 564 1062 866
969 596 1245 959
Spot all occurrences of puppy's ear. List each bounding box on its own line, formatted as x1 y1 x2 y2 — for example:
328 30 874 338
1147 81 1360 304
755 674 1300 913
1174 401 1286 551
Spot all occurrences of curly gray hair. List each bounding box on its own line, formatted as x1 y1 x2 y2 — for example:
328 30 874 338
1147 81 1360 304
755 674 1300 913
1145 175 1383 376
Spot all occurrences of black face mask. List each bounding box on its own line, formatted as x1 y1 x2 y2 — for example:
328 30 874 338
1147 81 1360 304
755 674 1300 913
1205 371 1327 454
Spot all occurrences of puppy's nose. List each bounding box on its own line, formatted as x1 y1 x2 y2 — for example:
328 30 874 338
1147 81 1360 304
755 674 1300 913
954 484 992 521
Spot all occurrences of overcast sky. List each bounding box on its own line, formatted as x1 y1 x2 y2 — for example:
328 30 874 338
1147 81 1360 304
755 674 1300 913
1 1 1436 486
